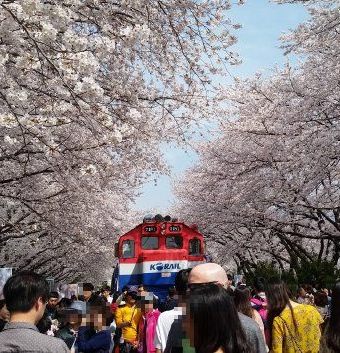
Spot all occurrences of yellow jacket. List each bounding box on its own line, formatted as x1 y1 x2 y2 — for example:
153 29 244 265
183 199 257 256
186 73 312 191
115 304 142 342
271 304 322 353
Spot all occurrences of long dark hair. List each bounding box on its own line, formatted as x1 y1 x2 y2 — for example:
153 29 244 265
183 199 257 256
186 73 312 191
266 280 296 349
234 287 253 319
325 282 340 351
187 283 252 353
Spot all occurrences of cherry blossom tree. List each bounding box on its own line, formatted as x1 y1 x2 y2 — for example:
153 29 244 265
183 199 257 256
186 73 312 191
0 0 242 282
175 0 340 273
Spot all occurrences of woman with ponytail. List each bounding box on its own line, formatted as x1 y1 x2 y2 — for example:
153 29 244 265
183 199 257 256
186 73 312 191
266 279 322 353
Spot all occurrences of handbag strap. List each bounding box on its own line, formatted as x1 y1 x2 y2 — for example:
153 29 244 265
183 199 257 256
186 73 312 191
129 306 136 324
127 306 138 333
278 315 303 353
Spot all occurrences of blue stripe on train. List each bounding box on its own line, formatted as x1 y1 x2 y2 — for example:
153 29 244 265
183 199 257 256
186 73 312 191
118 273 177 301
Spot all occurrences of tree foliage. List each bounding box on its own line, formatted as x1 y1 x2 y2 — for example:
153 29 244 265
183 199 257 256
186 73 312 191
244 259 340 291
174 1 340 273
0 0 240 282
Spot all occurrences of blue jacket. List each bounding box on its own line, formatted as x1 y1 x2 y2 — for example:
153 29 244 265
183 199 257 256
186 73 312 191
77 326 112 353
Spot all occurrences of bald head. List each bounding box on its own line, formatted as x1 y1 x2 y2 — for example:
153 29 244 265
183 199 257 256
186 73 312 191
188 263 228 287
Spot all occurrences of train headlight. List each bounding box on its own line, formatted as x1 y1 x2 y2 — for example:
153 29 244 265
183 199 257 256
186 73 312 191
143 214 153 223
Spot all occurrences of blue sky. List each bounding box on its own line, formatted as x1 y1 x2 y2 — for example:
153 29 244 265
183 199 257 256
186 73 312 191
133 0 309 213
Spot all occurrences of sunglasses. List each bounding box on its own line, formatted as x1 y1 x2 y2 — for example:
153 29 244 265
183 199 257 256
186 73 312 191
188 281 219 290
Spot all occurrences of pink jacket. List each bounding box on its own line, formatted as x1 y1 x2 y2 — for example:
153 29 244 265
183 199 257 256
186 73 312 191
138 309 161 353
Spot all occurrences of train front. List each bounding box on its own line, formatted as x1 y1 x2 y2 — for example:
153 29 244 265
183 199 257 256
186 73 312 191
113 216 206 300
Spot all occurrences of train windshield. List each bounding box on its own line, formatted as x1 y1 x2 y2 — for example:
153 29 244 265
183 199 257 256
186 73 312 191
142 236 159 250
166 235 183 249
122 239 135 258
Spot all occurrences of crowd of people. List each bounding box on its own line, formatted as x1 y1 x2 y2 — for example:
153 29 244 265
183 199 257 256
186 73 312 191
0 264 339 353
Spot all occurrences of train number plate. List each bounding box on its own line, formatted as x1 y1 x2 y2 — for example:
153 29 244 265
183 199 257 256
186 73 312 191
161 272 171 277
144 226 157 232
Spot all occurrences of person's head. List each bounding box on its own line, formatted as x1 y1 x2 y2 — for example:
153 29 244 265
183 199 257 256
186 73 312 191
322 288 329 296
0 300 10 321
140 292 157 314
58 308 78 329
3 271 49 324
325 282 340 351
137 284 147 297
234 286 253 319
266 279 295 348
138 284 145 292
184 283 250 353
304 284 313 294
58 297 72 309
314 291 328 307
89 302 108 331
83 283 94 301
102 287 111 298
297 287 306 298
126 286 138 306
69 300 87 329
227 274 233 286
175 268 192 296
266 279 291 311
48 291 59 308
188 263 228 288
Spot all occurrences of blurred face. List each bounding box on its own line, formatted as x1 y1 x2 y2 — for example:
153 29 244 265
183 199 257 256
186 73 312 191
48 297 59 308
83 290 92 301
0 304 10 321
141 298 153 314
127 294 137 306
103 290 110 298
90 309 104 330
138 287 147 297
68 313 81 327
141 292 155 313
